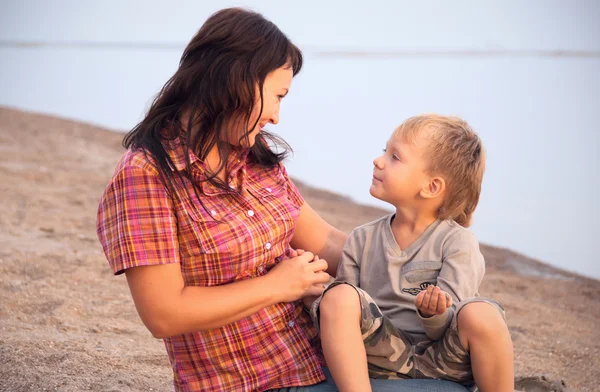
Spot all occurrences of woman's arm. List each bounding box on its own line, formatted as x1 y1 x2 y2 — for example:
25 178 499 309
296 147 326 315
98 164 330 339
290 202 348 276
125 251 329 338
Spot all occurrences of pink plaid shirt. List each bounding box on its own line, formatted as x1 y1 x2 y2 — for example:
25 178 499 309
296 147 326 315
97 138 324 391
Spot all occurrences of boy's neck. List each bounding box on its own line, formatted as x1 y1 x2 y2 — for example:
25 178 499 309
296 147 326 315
390 206 438 250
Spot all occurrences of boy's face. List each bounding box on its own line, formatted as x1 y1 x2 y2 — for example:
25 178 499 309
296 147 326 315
370 133 431 206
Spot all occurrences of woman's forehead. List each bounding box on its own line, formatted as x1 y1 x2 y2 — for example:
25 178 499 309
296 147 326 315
266 67 293 88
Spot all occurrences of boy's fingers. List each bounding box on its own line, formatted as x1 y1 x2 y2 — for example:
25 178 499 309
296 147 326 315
415 291 424 308
421 287 432 309
436 292 447 314
444 292 453 308
428 287 440 313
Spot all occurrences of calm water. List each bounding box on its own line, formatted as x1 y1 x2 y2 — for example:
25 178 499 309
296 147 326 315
1 46 599 278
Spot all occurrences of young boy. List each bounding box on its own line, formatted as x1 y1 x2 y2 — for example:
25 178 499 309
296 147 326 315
309 114 513 392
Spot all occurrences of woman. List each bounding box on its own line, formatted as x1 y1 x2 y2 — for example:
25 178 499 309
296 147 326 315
97 7 469 392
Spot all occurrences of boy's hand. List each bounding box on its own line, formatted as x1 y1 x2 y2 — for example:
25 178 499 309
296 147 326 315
415 285 452 318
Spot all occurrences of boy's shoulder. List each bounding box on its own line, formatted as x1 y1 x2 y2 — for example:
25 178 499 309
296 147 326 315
437 219 481 250
350 214 392 237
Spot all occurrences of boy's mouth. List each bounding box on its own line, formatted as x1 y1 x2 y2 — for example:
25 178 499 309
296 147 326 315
372 175 382 182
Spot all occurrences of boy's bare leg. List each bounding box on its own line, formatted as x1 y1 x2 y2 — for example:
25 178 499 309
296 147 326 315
319 284 372 392
457 302 514 392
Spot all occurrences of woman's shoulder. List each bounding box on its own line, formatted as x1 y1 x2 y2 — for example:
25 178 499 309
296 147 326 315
112 148 161 177
245 161 287 184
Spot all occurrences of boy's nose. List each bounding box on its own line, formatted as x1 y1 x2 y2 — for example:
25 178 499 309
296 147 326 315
373 156 383 168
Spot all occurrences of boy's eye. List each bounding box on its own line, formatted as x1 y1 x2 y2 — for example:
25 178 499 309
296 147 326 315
393 154 401 161
382 148 387 153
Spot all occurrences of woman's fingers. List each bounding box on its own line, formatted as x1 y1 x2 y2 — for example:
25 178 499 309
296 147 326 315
312 271 331 285
306 284 326 297
296 251 314 263
309 258 328 273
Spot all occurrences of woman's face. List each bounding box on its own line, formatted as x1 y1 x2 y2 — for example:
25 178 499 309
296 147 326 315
229 65 293 147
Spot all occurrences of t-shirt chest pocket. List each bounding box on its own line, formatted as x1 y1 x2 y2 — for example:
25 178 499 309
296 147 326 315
402 261 443 285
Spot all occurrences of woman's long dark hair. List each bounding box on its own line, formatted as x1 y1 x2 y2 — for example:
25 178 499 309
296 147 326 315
123 7 303 200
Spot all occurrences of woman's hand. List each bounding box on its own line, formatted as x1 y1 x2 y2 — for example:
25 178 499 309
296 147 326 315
267 249 330 303
415 285 453 318
288 250 329 309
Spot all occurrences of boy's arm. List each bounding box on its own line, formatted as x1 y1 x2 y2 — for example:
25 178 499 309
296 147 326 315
301 229 362 309
418 230 485 340
335 229 363 286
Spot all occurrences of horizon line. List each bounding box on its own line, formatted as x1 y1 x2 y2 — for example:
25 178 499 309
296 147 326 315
1 40 599 58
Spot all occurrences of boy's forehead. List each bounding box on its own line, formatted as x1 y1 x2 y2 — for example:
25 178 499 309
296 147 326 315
388 133 427 151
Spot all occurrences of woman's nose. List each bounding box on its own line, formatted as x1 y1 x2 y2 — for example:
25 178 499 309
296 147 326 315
270 105 280 125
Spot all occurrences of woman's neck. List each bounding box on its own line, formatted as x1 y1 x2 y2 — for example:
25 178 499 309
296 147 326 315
204 143 227 182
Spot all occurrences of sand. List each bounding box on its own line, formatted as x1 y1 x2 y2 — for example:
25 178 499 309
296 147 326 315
1 107 598 391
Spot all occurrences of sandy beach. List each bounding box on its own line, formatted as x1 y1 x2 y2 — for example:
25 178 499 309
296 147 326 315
0 107 598 391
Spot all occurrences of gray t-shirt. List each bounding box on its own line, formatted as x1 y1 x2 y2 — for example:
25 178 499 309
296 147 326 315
337 214 485 343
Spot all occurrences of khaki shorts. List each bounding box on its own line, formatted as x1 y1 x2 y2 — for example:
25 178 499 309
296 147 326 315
310 281 506 388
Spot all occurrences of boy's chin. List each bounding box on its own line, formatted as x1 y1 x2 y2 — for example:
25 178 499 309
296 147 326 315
369 186 386 203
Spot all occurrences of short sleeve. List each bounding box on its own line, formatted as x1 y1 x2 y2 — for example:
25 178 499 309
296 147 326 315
335 229 363 286
279 163 305 209
96 165 180 275
438 230 485 302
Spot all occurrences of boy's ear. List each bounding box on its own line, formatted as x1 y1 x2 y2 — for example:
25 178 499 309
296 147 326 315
420 176 445 199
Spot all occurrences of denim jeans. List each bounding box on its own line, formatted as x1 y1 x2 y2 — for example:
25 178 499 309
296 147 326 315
271 367 470 392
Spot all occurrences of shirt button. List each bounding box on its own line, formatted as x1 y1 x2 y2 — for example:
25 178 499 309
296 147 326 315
210 210 217 216
229 184 235 189
288 320 295 328
247 210 254 217
258 266 264 273
265 242 272 250
266 187 272 193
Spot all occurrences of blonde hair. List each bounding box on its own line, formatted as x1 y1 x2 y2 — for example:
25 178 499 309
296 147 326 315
394 114 486 227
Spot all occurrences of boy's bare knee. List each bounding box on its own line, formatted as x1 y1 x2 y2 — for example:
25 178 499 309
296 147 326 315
320 285 360 319
457 302 507 349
